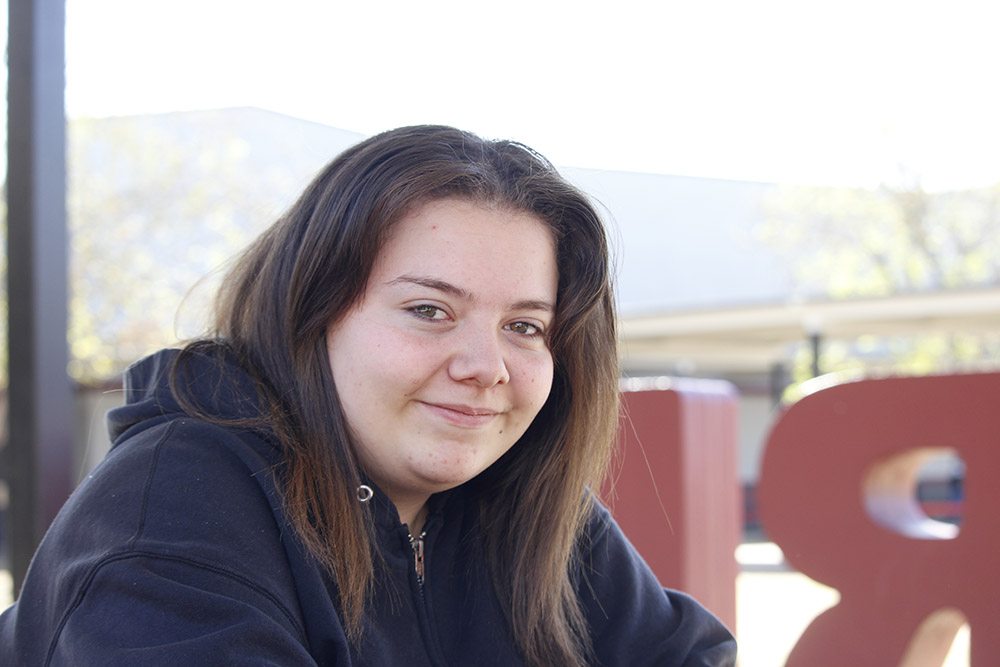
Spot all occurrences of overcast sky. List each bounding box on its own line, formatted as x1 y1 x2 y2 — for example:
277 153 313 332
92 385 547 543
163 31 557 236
58 0 1000 190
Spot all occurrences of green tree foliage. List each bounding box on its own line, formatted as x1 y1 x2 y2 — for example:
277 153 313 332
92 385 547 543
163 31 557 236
760 181 1000 297
3 111 360 386
67 114 306 383
759 179 1000 391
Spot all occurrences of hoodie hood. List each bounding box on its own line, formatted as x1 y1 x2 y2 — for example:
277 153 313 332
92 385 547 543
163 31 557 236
107 346 269 447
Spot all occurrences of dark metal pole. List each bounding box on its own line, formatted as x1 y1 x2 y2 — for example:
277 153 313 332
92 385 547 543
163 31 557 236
810 331 822 378
769 361 789 405
6 0 73 594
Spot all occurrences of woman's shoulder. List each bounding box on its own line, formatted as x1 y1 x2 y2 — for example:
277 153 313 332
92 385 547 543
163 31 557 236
51 411 290 582
94 345 288 547
578 497 737 666
0 415 311 665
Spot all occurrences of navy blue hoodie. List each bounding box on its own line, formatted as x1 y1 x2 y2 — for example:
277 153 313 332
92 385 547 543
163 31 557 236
0 348 736 666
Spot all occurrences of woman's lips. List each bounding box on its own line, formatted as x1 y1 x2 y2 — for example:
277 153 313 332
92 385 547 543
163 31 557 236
420 402 502 427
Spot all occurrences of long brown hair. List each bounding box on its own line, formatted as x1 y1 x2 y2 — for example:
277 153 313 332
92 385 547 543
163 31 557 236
178 126 619 665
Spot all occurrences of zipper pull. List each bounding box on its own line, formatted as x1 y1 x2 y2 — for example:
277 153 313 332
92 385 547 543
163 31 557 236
409 531 426 585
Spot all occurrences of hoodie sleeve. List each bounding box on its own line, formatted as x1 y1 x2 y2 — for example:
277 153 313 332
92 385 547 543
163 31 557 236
579 502 737 667
37 554 318 667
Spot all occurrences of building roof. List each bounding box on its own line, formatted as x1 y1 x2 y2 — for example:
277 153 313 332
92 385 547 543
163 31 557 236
620 286 1000 375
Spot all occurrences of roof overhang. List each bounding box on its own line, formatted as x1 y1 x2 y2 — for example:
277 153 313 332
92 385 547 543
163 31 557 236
619 286 1000 375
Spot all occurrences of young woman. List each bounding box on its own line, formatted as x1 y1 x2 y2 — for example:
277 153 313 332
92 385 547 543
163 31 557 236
1 126 736 665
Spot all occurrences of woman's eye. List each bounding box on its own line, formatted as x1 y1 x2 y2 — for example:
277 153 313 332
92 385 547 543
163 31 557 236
505 321 542 336
411 304 446 320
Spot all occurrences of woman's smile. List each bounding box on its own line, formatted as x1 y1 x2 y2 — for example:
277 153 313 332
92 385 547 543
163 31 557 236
418 401 504 428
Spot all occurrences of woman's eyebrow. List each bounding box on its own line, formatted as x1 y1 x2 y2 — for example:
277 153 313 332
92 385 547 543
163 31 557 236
386 274 554 313
386 275 470 299
510 298 555 313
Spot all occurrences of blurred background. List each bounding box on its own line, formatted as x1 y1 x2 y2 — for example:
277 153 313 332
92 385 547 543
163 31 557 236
3 1 999 664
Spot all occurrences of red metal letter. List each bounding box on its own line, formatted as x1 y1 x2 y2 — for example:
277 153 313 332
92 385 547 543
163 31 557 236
603 379 742 632
758 373 1000 666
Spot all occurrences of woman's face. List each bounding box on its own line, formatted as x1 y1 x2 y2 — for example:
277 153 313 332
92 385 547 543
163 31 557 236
326 198 558 506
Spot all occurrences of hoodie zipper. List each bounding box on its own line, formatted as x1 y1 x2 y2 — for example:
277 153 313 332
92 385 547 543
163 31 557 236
409 530 427 588
407 528 447 666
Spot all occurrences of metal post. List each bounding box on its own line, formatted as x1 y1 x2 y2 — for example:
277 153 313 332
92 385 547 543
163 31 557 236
6 0 73 594
770 361 789 405
810 331 822 378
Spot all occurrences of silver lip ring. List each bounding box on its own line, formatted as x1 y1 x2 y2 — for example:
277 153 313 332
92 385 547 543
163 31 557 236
356 485 374 502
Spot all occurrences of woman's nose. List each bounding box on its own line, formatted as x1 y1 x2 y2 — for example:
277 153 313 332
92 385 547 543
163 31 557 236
448 326 510 388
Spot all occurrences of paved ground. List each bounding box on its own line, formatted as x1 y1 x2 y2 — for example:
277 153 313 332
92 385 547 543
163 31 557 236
1 544 971 665
735 542 969 667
